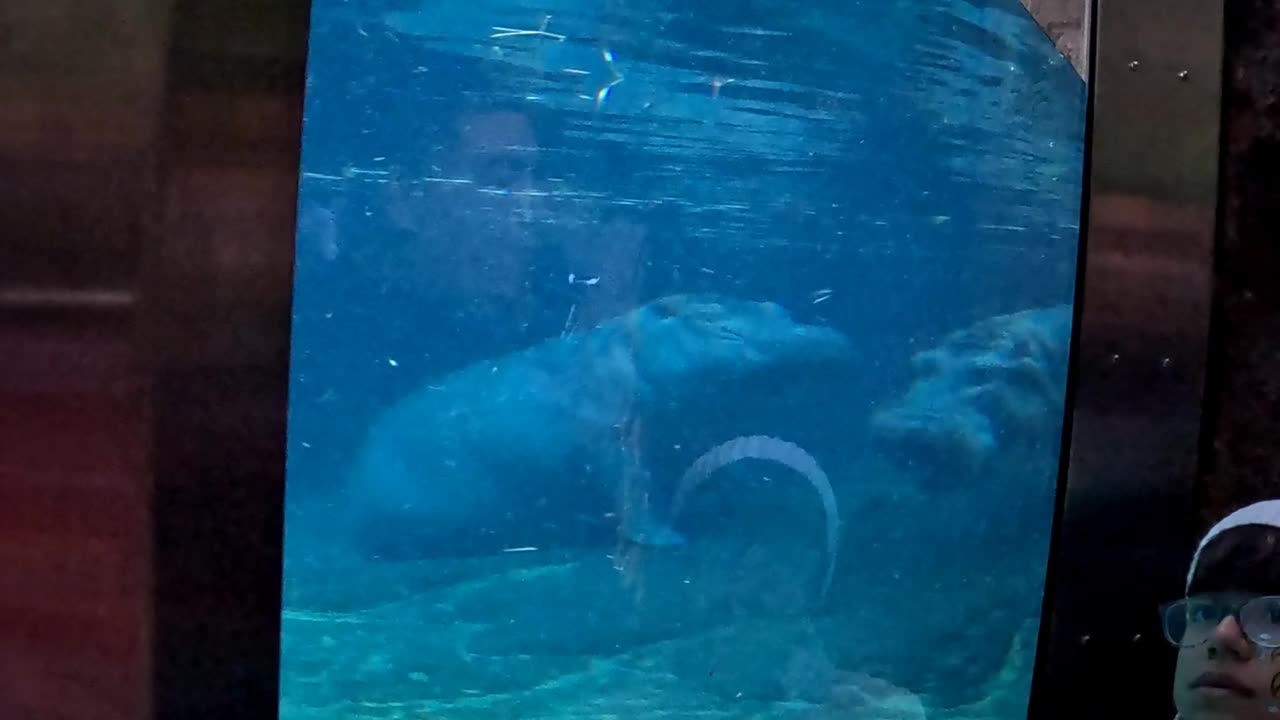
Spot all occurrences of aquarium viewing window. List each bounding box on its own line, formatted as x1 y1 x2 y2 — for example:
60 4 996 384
279 0 1090 717
0 0 1234 717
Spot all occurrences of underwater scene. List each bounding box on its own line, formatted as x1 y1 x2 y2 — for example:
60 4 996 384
280 0 1087 717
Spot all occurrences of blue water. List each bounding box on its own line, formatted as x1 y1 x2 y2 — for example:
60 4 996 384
280 0 1085 716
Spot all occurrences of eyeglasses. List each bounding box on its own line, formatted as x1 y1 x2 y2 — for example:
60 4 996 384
1159 595 1280 648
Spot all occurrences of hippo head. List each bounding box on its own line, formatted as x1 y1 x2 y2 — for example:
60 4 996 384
868 383 1000 485
626 294 853 394
869 306 1072 487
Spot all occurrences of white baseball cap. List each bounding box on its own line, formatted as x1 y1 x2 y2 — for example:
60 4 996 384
1186 499 1280 592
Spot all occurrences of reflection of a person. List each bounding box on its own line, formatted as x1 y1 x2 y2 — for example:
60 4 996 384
385 106 547 348
1162 500 1280 720
381 103 655 357
298 100 659 386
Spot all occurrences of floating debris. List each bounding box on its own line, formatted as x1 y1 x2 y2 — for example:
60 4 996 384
490 14 565 41
720 25 791 37
502 546 539 553
560 303 577 338
387 358 399 367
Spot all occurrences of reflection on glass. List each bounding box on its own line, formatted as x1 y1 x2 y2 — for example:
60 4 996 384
281 0 1087 717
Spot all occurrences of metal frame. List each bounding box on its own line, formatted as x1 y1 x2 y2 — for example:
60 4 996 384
0 0 1227 718
1028 0 1224 717
144 2 311 717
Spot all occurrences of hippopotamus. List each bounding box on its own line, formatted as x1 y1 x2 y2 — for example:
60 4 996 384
869 304 1073 484
341 293 853 557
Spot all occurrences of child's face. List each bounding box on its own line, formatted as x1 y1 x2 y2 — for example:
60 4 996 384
1173 594 1280 719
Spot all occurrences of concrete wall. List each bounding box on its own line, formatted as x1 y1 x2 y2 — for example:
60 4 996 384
1020 0 1090 79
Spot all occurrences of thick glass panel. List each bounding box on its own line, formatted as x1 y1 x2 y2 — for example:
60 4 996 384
280 0 1088 718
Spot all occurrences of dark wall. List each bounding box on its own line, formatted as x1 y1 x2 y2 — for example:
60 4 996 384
0 0 306 718
1197 1 1280 527
0 1 167 717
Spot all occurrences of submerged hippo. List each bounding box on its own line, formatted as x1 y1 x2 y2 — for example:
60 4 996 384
869 304 1073 484
342 293 853 557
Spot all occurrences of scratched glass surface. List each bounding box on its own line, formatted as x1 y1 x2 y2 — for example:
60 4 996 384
280 0 1087 717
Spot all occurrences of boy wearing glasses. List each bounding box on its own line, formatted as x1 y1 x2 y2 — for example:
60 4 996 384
1164 499 1280 719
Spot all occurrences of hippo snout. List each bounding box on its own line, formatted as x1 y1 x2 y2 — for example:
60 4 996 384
869 408 996 485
